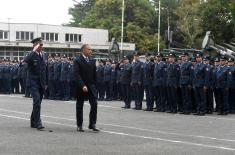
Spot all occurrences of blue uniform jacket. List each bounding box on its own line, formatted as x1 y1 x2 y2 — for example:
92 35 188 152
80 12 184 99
153 61 167 87
180 61 193 85
131 60 143 84
24 51 47 88
193 62 207 87
215 65 229 88
166 62 180 87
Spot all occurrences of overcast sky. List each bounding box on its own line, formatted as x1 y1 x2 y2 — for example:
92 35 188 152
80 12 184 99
0 0 76 25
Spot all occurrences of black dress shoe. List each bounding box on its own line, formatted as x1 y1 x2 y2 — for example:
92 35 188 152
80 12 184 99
37 125 45 130
77 126 84 132
88 126 100 132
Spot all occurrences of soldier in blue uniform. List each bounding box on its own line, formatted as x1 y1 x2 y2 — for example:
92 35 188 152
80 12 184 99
120 57 132 109
193 52 207 116
53 54 62 100
110 62 117 100
190 57 197 113
166 52 180 113
143 53 154 111
203 56 214 114
131 52 143 110
47 56 55 99
96 60 105 100
152 53 167 112
3 60 12 94
24 37 47 130
11 60 20 94
180 52 193 114
227 58 235 113
103 59 112 101
0 60 3 92
215 56 229 115
212 58 220 112
60 55 71 101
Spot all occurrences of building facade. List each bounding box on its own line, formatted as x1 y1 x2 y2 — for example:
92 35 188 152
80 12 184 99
0 22 135 60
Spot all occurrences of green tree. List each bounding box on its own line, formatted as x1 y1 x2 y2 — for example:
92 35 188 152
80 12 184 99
199 0 235 43
68 0 96 27
175 0 202 48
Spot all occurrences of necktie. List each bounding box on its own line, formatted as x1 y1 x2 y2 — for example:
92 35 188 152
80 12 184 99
85 57 89 62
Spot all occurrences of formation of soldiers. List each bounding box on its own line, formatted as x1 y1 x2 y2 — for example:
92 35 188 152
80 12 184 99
0 51 234 116
0 54 75 101
97 51 235 116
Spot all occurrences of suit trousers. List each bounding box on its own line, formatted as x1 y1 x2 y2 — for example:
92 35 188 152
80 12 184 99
76 93 97 127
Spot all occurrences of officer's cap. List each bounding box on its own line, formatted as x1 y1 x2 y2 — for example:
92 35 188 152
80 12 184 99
106 59 112 63
191 57 196 62
196 52 203 57
228 58 234 62
220 56 227 61
145 52 151 57
31 37 43 44
181 52 189 56
168 52 176 57
203 56 210 61
155 52 163 57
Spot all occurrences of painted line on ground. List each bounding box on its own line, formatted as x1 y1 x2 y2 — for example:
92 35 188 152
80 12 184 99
0 108 235 143
0 113 235 151
0 94 120 109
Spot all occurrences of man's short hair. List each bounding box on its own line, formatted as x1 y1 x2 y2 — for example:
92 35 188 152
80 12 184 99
81 44 89 52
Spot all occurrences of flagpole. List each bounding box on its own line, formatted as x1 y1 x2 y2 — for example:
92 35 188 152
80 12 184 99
158 0 161 52
120 0 125 58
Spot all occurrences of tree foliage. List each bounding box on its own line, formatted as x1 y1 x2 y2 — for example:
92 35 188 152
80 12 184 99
68 0 235 51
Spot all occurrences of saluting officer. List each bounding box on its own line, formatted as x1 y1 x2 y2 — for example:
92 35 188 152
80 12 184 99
203 56 214 114
142 53 154 111
180 52 193 114
96 60 105 101
227 58 235 113
215 56 229 115
120 57 132 109
131 52 143 110
193 52 207 116
166 52 180 113
152 53 167 112
24 37 47 130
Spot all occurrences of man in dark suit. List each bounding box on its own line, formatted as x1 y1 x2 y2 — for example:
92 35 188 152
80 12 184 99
24 37 47 130
73 44 99 132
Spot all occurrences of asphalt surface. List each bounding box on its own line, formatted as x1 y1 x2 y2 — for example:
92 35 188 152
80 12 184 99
0 94 235 155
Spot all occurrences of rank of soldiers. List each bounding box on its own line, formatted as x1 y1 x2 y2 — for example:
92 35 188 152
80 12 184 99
0 51 234 116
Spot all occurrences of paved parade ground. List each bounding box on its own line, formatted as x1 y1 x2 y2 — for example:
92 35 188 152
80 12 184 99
0 94 235 155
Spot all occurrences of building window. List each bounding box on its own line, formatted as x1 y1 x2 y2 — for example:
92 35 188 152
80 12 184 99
65 33 82 43
41 32 59 42
0 30 9 40
16 31 34 41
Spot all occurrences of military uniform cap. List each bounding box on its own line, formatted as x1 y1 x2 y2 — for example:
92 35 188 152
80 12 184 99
168 52 175 57
156 52 163 57
203 56 210 61
182 52 188 56
145 52 151 57
196 52 203 57
31 37 43 44
220 56 227 61
191 57 196 62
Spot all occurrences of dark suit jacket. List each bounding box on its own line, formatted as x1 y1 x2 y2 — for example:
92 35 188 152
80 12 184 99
24 51 47 88
73 54 97 100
